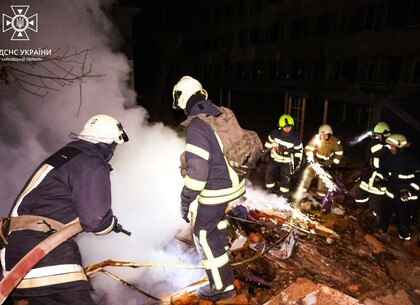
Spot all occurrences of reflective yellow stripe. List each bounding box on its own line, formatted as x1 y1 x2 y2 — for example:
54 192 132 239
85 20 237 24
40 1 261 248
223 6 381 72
398 174 415 179
217 219 228 230
371 143 383 153
266 183 275 188
202 252 230 269
275 138 294 148
333 159 340 164
360 181 385 195
213 133 239 187
279 187 289 193
185 143 209 160
185 175 206 191
373 157 380 169
199 179 246 205
271 150 291 163
199 230 223 290
355 197 370 203
11 164 54 217
17 272 87 289
335 151 343 155
386 190 394 198
411 183 419 190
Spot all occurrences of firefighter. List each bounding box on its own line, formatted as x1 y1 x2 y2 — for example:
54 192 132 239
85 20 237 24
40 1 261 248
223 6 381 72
263 114 303 200
2 114 129 305
173 76 243 301
302 124 344 199
350 122 391 216
377 134 419 240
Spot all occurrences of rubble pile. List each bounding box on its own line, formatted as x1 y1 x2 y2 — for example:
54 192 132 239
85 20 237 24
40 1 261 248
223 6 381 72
169 198 420 305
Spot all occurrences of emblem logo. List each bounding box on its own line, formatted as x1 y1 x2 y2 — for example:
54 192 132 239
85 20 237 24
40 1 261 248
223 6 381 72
2 5 38 41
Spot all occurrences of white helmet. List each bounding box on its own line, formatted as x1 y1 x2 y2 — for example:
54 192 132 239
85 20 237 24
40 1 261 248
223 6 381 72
319 124 333 135
76 114 129 144
386 134 409 148
172 76 208 110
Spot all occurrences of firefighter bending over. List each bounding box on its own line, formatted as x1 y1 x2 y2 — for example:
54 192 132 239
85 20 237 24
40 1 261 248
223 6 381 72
263 114 303 201
1 114 129 305
173 76 244 302
302 124 344 199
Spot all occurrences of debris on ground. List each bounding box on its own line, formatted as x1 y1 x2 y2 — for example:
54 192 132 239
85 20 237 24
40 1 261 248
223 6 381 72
165 191 420 305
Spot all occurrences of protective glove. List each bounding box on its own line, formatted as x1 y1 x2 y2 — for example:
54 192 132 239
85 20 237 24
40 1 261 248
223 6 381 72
180 202 190 223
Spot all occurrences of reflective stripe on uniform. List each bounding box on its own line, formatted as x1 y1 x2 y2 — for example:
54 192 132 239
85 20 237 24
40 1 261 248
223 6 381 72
213 132 240 187
11 164 54 217
17 264 87 289
217 219 228 230
185 143 209 160
17 272 87 289
199 179 246 205
370 143 383 154
398 174 415 179
185 175 206 191
279 187 289 193
360 181 385 195
199 230 228 290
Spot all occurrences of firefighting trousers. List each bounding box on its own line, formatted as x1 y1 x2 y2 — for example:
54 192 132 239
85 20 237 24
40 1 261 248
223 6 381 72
265 161 291 196
302 166 327 197
11 289 96 305
193 202 234 291
349 182 382 214
378 196 416 239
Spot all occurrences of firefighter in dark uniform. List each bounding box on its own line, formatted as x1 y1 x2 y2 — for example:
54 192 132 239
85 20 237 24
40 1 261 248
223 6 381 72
173 76 244 301
1 114 129 305
302 124 344 199
378 134 419 240
350 122 391 216
263 114 303 200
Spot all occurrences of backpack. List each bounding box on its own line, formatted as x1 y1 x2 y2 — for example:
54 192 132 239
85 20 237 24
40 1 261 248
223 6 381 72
187 106 263 176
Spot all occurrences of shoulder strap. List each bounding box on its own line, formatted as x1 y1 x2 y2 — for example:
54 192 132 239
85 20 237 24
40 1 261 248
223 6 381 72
43 146 82 169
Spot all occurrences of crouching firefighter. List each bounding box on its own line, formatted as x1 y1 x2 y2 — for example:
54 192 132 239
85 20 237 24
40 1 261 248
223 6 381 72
173 76 246 302
1 114 129 305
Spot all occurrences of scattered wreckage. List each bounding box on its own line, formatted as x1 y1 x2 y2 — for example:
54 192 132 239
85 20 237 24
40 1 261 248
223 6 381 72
80 187 419 305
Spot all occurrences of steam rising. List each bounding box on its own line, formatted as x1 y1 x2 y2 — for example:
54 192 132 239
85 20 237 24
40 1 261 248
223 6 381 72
0 1 293 303
0 0 204 303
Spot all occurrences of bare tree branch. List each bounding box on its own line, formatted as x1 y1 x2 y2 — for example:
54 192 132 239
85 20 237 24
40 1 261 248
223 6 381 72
0 47 104 97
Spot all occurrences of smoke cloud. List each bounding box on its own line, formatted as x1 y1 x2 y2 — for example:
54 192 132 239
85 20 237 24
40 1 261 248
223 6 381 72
0 0 204 303
0 2 290 303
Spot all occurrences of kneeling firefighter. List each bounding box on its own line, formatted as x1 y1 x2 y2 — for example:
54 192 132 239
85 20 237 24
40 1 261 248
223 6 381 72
173 76 246 302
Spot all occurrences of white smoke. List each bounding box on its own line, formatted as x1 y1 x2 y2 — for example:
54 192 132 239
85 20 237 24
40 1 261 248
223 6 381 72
0 0 203 303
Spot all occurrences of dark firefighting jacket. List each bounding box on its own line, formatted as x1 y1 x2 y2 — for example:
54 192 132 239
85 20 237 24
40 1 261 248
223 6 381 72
379 148 419 201
359 139 388 195
264 128 303 164
2 140 115 297
180 100 246 206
